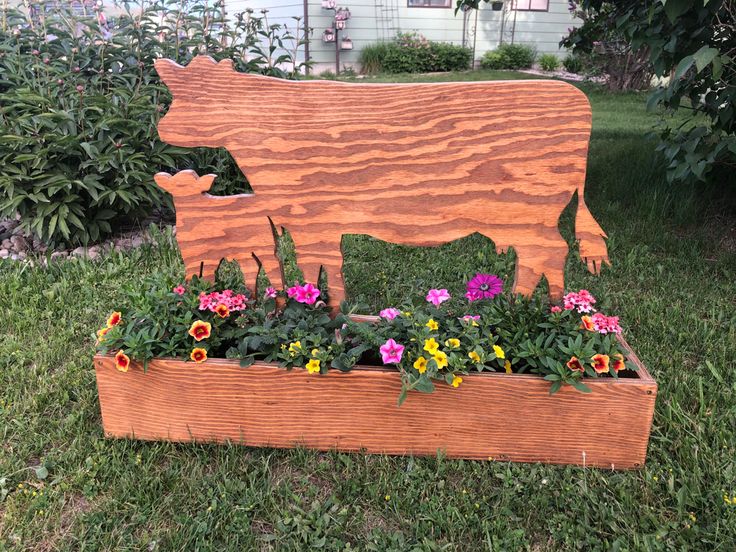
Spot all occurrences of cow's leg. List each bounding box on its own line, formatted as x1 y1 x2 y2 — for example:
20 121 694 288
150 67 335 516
575 192 610 275
290 233 345 313
500 228 569 301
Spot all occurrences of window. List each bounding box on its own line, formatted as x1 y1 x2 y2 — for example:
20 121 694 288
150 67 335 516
514 0 549 10
407 0 452 8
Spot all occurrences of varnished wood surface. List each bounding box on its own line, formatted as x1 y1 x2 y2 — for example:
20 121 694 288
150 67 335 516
154 56 611 308
95 347 656 469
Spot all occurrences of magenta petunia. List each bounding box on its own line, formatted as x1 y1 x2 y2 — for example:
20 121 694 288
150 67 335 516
286 282 321 305
264 287 278 299
379 338 405 364
426 288 451 306
379 307 401 320
465 273 503 302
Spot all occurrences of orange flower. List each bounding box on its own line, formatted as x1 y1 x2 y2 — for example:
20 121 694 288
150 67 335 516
96 326 110 344
566 356 584 372
580 315 595 332
214 303 230 318
106 311 122 328
190 348 207 363
114 350 130 372
188 320 212 341
591 354 610 374
612 353 625 373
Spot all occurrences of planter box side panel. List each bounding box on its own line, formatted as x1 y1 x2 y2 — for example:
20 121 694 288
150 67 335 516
94 356 656 468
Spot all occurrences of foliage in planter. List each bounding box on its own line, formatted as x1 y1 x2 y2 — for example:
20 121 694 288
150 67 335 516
538 54 560 72
479 44 536 70
358 33 471 74
560 0 735 186
95 268 635 404
0 3 307 246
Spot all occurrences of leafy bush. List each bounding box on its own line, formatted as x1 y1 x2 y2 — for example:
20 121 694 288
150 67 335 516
538 54 560 72
479 43 537 70
0 3 306 245
359 33 471 74
563 54 583 73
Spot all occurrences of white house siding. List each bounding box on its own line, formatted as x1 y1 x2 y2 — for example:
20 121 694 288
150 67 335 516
304 0 578 73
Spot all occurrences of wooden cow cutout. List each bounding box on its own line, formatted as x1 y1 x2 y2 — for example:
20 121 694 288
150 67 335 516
154 56 610 310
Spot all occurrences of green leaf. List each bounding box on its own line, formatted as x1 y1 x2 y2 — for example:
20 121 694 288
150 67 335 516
673 55 694 80
240 356 255 368
663 0 690 22
570 380 592 394
34 466 48 480
692 46 719 73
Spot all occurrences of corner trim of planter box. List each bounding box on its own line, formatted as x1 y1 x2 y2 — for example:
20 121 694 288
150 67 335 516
93 337 656 469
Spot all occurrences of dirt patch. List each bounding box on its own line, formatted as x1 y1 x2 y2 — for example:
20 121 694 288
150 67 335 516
34 493 94 552
268 459 335 503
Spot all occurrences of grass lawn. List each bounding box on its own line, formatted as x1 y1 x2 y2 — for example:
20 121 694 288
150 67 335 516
1 70 736 550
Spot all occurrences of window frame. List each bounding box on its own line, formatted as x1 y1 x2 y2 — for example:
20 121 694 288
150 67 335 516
513 0 550 12
406 0 453 9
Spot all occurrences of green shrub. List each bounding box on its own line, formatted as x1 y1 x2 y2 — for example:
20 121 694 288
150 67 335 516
480 43 537 70
360 34 471 74
429 42 472 72
563 54 583 73
0 3 306 246
358 42 392 74
538 54 560 71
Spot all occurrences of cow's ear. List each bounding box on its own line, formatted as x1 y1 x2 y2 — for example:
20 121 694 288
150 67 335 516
155 58 188 96
154 172 173 193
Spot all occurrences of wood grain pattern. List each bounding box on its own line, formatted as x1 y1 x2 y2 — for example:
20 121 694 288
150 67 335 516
154 56 610 308
94 340 656 469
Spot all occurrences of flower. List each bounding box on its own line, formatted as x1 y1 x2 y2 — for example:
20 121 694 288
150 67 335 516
264 287 277 299
379 307 401 320
289 341 302 355
591 313 622 334
451 375 463 388
566 356 584 372
96 326 110 343
492 344 505 359
306 358 321 374
114 350 130 372
563 290 596 313
379 339 404 364
188 320 212 341
199 290 248 312
550 305 562 313
106 311 122 328
173 285 186 295
504 360 512 374
468 351 481 362
433 351 448 369
445 338 460 349
287 282 321 305
580 315 595 332
426 288 450 306
460 314 480 326
214 303 230 318
611 353 625 373
423 338 439 355
311 348 320 356
465 273 503 302
413 356 428 373
426 319 439 331
591 354 610 374
190 348 207 363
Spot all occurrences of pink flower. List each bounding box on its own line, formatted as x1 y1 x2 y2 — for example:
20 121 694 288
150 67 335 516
590 313 622 334
379 307 401 320
286 283 321 305
563 290 596 313
426 288 451 306
550 305 562 313
379 338 404 364
198 290 248 312
460 315 481 322
465 273 503 302
173 285 186 295
264 287 277 299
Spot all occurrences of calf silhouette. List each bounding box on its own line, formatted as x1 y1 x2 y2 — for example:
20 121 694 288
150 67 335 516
154 56 609 310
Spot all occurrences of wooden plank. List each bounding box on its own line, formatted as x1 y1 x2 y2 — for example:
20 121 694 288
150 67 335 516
94 349 656 469
154 56 611 308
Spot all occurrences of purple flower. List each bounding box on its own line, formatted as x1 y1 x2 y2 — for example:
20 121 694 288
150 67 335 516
264 287 277 299
465 273 503 302
426 288 450 306
379 338 404 364
379 307 401 320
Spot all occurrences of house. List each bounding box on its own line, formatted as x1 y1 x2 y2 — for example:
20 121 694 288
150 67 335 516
244 0 579 73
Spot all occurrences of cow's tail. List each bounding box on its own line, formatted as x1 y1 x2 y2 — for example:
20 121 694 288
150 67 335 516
575 185 610 275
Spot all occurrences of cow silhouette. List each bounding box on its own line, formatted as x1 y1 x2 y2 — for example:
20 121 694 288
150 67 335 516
154 56 609 311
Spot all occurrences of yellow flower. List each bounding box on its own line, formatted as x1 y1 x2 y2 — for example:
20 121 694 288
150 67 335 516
403 311 412 317
311 348 320 356
493 344 505 359
426 319 438 331
423 338 439 355
504 360 512 374
306 358 321 374
451 375 463 388
445 338 460 349
433 351 448 369
468 351 481 363
413 356 428 374
289 341 302 355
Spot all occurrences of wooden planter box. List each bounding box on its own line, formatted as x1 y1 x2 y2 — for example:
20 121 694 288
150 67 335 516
94 339 656 469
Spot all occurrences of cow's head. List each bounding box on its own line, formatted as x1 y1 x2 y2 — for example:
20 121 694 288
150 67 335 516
154 170 215 197
155 56 251 148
